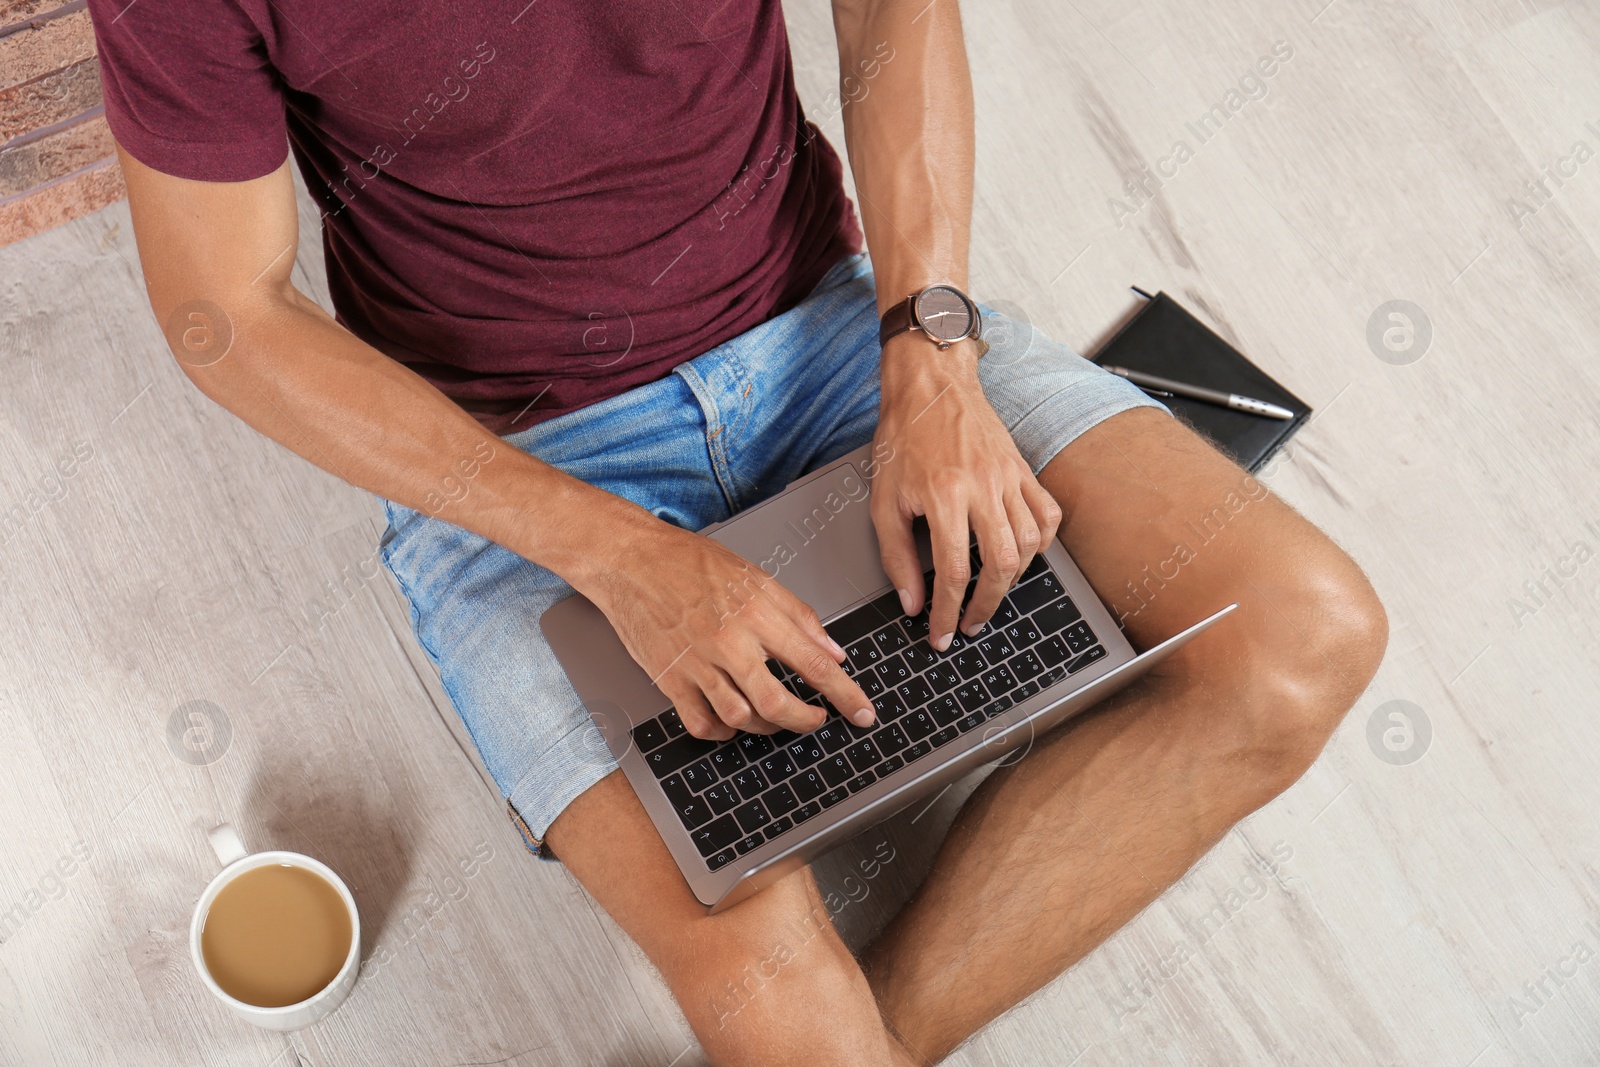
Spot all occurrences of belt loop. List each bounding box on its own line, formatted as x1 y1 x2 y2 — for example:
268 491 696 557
673 355 742 513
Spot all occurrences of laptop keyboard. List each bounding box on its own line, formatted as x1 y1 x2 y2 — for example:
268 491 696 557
629 551 1108 872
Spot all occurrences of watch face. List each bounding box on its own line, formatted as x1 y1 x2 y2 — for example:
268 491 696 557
914 286 976 343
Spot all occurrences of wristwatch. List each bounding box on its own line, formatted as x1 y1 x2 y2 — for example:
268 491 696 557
879 284 986 353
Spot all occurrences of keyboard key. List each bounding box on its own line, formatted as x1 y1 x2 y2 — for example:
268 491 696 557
876 689 910 722
945 626 979 652
760 750 797 783
981 663 1018 695
874 722 910 756
631 718 669 754
928 694 962 727
680 757 717 793
903 710 938 742
896 676 935 709
931 725 961 747
1068 644 1108 672
818 754 854 788
926 662 962 694
792 770 827 802
736 733 776 761
1009 573 1060 615
846 638 883 673
767 815 794 837
954 681 988 709
734 799 772 834
983 695 1014 718
844 739 881 773
873 625 910 656
765 783 800 818
859 670 885 698
826 605 886 650
708 847 737 871
902 643 938 673
661 773 697 812
957 711 986 733
846 770 878 793
702 781 740 814
731 766 768 801
793 800 823 825
672 793 713 829
841 716 877 743
1031 571 1066 602
977 633 1015 665
1009 649 1045 683
819 786 850 809
875 654 913 688
992 599 1020 626
646 735 720 778
904 739 933 762
1039 666 1068 688
1063 621 1097 654
1005 617 1043 651
953 647 987 679
791 675 819 701
1021 554 1050 582
1012 680 1041 702
877 754 904 776
659 709 687 740
813 719 852 753
708 746 745 778
692 814 742 857
786 734 826 769
734 832 766 855
902 611 930 641
1038 634 1071 668
1035 597 1083 635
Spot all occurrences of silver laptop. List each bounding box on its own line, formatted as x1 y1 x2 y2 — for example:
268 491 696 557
542 443 1235 912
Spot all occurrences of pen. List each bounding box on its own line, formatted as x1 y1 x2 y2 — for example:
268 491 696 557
1101 365 1296 421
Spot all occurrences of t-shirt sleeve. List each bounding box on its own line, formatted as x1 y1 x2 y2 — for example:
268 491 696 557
86 0 288 182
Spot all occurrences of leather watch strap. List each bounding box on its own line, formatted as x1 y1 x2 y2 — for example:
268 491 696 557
878 296 915 346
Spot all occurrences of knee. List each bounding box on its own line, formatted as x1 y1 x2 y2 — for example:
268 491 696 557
654 875 876 1051
1200 546 1388 797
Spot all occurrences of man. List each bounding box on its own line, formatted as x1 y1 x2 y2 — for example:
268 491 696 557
88 0 1386 1062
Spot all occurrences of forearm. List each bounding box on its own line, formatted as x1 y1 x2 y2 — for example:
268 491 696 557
171 292 650 594
832 0 975 318
115 147 652 594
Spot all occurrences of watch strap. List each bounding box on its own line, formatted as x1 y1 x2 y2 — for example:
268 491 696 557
878 296 915 346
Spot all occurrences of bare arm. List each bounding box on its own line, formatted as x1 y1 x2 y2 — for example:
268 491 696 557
831 0 1061 650
119 147 871 735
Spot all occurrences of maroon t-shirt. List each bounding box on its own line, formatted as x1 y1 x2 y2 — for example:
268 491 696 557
87 0 862 433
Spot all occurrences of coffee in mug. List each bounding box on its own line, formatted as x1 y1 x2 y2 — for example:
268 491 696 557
200 863 354 1007
190 824 361 1030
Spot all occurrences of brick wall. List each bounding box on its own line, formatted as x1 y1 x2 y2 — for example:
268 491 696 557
0 0 125 248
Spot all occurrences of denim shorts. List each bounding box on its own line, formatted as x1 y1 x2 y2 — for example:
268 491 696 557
377 251 1166 857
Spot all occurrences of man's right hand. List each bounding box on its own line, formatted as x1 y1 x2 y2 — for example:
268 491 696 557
582 517 876 741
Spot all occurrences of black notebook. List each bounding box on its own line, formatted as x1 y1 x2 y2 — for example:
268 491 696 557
1089 290 1311 473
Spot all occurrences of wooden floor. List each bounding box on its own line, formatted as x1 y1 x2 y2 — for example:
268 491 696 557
4 0 1600 1063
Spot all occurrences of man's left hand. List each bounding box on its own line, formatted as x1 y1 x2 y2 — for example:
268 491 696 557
870 334 1062 652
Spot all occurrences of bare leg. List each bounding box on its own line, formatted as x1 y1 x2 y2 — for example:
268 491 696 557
860 408 1388 1063
546 772 918 1066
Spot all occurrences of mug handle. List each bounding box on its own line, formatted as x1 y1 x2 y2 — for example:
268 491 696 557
208 823 249 868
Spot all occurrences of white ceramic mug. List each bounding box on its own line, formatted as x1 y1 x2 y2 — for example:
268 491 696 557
189 823 361 1031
